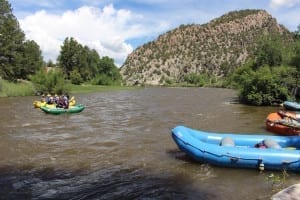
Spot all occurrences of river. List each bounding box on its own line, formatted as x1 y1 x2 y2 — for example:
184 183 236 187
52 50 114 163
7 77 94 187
0 87 298 199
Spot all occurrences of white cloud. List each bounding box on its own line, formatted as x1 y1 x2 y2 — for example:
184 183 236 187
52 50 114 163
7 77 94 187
270 0 300 8
19 4 163 66
17 0 300 67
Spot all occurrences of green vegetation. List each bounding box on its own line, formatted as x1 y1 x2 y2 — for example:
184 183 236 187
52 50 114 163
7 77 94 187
158 31 300 106
0 78 137 97
57 38 121 86
225 33 300 105
1 0 300 106
0 79 34 97
29 69 70 95
0 0 43 82
121 9 294 89
228 64 293 105
182 73 216 87
266 170 289 193
0 0 122 97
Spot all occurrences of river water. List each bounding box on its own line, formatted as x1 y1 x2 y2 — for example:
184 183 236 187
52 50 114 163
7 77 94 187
0 87 299 199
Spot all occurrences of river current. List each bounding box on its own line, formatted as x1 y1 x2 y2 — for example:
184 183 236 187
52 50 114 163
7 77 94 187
0 87 298 199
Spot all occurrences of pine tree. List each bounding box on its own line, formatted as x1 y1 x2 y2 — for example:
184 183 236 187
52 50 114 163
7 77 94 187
57 37 83 79
0 0 25 80
17 40 44 79
57 37 121 85
0 0 43 81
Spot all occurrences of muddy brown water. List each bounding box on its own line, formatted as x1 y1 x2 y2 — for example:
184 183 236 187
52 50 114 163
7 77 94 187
0 87 299 199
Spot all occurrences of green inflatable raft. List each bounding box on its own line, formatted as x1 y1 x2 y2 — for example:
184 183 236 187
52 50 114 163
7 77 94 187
40 104 85 114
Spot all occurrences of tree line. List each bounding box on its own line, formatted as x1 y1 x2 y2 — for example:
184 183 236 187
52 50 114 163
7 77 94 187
1 0 300 105
0 0 121 94
0 0 43 81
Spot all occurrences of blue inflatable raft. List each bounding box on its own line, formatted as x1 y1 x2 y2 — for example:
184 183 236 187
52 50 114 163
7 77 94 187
283 101 300 111
171 126 300 172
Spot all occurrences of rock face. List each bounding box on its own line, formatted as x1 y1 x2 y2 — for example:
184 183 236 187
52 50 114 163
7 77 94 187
271 183 300 200
120 9 292 86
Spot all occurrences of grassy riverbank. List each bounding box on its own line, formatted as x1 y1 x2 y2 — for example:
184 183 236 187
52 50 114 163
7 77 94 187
0 79 35 97
0 79 138 97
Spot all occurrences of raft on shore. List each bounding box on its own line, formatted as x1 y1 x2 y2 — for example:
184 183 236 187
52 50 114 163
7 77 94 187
265 111 300 136
171 125 300 172
283 101 300 111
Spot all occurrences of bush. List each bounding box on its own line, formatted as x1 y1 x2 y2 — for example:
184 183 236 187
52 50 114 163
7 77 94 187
90 74 121 86
233 65 292 105
183 73 209 87
29 68 70 94
70 69 83 85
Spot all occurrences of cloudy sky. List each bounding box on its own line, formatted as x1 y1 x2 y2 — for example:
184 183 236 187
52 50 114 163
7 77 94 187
9 0 300 66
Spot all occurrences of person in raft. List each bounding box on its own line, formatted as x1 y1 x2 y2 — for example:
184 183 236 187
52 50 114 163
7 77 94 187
56 95 69 109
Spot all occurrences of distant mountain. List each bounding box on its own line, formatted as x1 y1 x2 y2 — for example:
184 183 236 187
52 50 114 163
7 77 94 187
120 9 293 86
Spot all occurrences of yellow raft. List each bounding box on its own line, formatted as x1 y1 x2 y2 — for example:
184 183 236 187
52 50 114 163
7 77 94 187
33 97 76 108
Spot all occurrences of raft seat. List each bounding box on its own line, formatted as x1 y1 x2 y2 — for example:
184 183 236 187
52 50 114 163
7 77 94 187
263 139 281 149
220 137 235 147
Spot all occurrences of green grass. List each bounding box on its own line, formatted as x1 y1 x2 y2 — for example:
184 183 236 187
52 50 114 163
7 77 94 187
0 79 35 97
0 79 140 97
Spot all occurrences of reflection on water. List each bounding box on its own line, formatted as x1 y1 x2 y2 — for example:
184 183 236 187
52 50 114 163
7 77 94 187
0 88 297 199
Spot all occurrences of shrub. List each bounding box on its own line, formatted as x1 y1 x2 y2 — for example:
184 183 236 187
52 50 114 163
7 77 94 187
70 69 83 85
29 69 70 94
90 74 121 86
236 65 291 105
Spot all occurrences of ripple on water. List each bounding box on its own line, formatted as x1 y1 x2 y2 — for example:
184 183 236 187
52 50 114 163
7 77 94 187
0 88 284 199
0 165 217 200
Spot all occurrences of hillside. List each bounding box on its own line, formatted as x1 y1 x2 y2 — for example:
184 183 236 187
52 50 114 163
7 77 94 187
120 9 293 86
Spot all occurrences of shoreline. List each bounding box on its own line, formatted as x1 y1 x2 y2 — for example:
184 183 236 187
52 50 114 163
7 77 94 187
0 80 139 98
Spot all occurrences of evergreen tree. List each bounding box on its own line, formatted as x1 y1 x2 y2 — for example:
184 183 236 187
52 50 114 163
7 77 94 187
58 37 99 83
0 0 25 81
86 49 100 79
57 37 83 79
17 40 44 79
98 56 121 82
77 46 92 82
0 0 43 81
58 37 121 85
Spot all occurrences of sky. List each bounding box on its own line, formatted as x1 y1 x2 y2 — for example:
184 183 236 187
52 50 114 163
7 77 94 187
8 0 300 67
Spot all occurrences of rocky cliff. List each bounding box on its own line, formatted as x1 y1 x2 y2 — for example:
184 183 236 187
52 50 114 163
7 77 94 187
120 9 292 86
